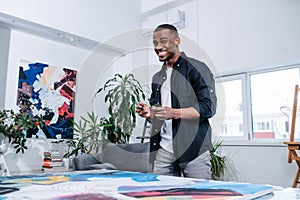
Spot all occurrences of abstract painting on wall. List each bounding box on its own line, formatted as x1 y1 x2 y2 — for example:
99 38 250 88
17 60 77 139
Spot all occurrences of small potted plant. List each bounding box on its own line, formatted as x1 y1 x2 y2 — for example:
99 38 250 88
210 140 226 180
63 111 111 158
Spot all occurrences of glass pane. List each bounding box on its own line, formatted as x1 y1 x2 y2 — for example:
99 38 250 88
250 68 300 139
215 79 244 137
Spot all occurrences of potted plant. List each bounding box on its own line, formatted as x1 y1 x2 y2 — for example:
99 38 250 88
210 140 226 180
63 111 111 158
96 73 146 143
0 109 45 154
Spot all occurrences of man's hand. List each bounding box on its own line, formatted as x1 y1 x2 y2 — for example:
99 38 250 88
151 106 174 120
136 102 151 118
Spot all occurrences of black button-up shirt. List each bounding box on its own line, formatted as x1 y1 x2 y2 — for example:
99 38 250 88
149 52 217 163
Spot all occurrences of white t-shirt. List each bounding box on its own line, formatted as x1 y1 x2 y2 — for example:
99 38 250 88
160 66 173 153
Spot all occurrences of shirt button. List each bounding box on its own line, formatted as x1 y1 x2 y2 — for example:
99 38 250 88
163 76 166 79
153 143 157 146
210 89 214 92
177 64 180 67
154 129 158 132
156 88 159 91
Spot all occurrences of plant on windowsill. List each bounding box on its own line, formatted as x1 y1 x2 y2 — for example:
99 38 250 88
0 109 45 154
95 73 146 143
210 140 226 180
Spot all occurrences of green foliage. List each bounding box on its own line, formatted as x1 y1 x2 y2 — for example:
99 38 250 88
0 109 45 154
100 116 118 143
96 73 146 143
210 140 226 180
63 111 111 158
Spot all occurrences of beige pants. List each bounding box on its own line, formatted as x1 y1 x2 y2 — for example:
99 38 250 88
153 148 212 179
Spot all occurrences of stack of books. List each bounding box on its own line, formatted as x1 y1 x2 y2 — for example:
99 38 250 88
42 150 63 168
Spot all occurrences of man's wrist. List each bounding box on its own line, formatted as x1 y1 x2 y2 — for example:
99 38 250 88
173 109 182 119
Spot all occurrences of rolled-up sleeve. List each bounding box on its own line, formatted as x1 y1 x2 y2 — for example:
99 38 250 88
191 62 217 122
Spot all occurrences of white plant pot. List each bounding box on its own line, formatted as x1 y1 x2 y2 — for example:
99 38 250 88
63 158 70 170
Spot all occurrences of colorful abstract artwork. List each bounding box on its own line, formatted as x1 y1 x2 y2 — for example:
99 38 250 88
0 171 274 200
17 60 77 139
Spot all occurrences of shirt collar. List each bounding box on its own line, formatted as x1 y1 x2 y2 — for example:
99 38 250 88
161 52 186 71
173 52 186 69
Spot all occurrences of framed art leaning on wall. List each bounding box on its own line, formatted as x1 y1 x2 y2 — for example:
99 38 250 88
17 59 77 139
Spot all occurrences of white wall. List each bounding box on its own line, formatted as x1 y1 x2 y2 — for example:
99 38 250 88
0 26 10 109
195 0 300 75
219 144 297 187
142 0 300 75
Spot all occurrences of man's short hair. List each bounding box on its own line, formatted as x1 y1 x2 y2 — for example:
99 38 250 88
154 24 179 37
154 24 178 32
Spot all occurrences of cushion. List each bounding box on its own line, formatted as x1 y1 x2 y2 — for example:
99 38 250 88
72 154 101 170
87 162 117 170
102 142 151 173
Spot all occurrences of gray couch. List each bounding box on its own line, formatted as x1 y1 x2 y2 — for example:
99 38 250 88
72 142 151 173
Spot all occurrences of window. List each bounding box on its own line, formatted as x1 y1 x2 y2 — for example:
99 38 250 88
213 74 248 140
214 66 300 141
253 121 271 131
250 67 300 139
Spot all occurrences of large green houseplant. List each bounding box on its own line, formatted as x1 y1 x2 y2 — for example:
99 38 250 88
0 109 45 153
96 73 146 143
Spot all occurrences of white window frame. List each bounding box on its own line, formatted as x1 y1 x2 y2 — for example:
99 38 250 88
217 65 300 145
215 74 249 141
